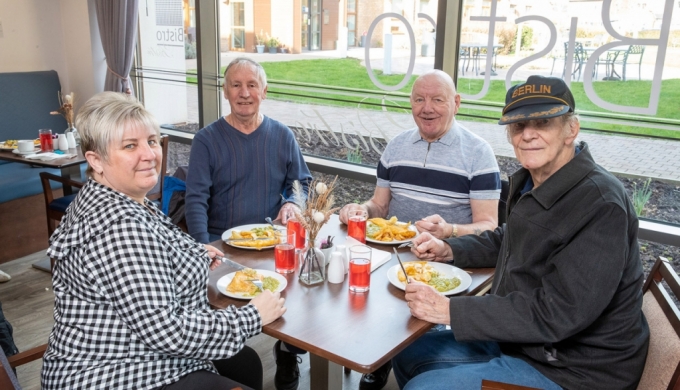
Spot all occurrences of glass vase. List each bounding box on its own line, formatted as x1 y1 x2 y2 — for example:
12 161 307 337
299 240 325 285
66 123 80 146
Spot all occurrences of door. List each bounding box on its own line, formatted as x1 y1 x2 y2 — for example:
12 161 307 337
301 0 321 51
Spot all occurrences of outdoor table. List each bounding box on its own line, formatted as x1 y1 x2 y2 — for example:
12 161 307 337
583 47 628 81
207 214 495 390
0 146 87 195
460 43 503 76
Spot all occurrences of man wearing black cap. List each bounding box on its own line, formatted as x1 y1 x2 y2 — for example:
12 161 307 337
390 75 649 390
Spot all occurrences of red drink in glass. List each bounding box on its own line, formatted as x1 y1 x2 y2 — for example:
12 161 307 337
348 215 367 244
275 243 296 273
287 219 306 249
348 245 371 293
349 258 371 292
39 129 53 152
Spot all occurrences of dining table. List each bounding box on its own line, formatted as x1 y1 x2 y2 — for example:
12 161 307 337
208 214 495 390
583 47 628 81
0 146 87 195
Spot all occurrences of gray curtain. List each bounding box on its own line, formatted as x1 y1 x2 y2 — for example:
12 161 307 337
95 0 139 94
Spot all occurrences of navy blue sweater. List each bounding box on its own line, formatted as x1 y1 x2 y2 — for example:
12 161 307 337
185 116 312 243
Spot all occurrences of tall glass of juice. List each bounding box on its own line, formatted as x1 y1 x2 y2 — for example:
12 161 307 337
287 219 306 250
348 245 371 293
275 232 296 274
347 210 367 244
39 129 53 152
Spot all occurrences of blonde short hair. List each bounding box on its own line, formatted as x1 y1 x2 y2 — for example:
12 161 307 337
76 92 160 177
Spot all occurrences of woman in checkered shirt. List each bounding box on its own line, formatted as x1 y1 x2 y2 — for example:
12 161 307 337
41 92 286 390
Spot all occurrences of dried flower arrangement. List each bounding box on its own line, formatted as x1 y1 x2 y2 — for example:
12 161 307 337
50 92 75 126
292 177 339 285
292 177 340 247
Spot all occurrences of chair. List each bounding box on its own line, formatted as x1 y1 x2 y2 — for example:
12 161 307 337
498 179 509 226
481 257 680 390
619 45 645 81
561 41 587 81
0 344 47 389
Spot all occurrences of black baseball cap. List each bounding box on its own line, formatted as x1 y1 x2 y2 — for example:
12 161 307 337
498 75 575 125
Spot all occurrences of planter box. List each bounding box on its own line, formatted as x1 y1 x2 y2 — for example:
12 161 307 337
268 47 277 54
256 45 265 54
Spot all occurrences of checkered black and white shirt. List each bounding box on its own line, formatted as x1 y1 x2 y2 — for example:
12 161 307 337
41 179 262 389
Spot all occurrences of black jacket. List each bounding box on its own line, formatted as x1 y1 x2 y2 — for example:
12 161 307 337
447 142 649 390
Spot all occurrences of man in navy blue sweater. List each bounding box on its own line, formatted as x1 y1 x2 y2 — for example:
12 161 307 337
185 57 312 390
186 57 312 245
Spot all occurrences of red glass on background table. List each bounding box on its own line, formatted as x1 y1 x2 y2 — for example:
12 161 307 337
39 129 53 152
287 219 306 250
275 231 296 274
347 210 367 244
348 245 371 293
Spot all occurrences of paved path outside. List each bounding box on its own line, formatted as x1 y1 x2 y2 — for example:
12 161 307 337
182 48 680 183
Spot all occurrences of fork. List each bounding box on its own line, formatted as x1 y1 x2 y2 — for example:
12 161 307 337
397 242 414 249
245 279 263 289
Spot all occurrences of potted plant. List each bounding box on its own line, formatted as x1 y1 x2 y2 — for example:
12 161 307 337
267 36 279 54
279 44 289 54
255 30 265 54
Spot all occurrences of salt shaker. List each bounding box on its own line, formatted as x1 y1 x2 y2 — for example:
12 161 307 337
57 134 69 151
327 251 345 284
336 244 348 273
66 132 76 149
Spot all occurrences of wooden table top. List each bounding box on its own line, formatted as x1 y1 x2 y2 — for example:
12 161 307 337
0 147 86 169
207 215 494 373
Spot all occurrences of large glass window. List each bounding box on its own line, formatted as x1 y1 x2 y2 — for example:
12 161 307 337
231 1 245 50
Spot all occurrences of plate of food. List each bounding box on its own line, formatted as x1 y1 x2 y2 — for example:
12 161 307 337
366 217 418 245
387 261 471 296
222 224 281 250
0 139 41 151
216 268 287 299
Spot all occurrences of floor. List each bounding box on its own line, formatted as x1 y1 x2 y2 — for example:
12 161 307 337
0 251 400 390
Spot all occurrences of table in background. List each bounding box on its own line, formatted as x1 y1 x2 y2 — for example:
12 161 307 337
460 43 503 76
583 47 628 81
208 215 495 390
0 147 88 272
0 147 87 195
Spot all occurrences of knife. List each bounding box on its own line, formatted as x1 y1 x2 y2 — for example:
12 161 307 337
227 237 276 243
392 247 410 284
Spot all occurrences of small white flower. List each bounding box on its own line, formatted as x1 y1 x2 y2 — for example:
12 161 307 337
315 182 328 195
313 211 326 223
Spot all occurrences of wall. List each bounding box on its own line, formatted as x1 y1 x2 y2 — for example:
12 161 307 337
320 0 339 50
272 0 294 50
0 0 103 116
357 0 389 47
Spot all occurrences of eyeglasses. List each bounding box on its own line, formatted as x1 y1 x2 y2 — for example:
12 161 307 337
507 118 559 135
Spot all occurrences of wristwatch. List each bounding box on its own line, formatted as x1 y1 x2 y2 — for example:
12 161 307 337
449 224 458 238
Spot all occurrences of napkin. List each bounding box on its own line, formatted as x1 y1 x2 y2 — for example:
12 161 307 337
343 236 392 273
24 152 76 161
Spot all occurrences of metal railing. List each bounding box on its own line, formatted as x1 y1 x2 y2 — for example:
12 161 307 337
161 128 680 248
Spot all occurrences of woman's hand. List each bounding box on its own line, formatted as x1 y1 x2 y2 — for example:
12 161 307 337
414 214 451 239
250 290 286 326
204 244 224 270
410 232 453 262
405 281 451 325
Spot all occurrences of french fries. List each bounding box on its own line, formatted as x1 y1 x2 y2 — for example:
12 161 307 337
366 217 417 242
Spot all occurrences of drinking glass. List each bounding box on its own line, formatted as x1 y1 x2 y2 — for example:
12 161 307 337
275 232 296 274
287 219 306 250
349 245 371 293
39 129 53 152
347 209 368 244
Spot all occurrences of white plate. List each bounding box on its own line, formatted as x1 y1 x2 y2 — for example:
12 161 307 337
216 269 287 299
222 224 280 250
365 221 418 245
387 262 472 296
12 149 39 156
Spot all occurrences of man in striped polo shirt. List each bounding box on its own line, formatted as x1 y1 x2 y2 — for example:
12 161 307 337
339 69 501 390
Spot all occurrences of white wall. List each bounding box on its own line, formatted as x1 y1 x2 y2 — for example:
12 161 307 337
0 0 105 114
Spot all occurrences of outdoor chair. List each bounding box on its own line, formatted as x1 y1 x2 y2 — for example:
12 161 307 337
480 256 680 390
618 45 645 81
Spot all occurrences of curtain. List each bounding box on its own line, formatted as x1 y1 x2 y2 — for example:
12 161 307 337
95 0 139 94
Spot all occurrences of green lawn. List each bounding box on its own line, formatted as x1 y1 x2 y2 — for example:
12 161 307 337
187 58 680 139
